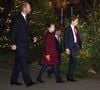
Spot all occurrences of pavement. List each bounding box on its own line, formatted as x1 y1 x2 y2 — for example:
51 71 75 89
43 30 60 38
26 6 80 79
0 62 100 90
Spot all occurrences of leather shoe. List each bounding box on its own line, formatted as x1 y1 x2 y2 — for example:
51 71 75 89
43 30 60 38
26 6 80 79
70 79 77 82
36 79 44 83
10 81 23 86
56 80 65 83
67 77 77 82
26 82 37 87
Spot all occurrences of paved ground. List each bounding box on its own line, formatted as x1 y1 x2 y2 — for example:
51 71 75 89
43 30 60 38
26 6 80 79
0 66 100 90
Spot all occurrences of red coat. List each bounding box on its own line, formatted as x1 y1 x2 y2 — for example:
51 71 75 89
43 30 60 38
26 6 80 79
39 31 59 65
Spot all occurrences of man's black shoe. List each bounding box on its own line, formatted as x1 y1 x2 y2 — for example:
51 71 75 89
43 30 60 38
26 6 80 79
26 82 37 87
56 80 65 83
36 79 44 83
70 79 77 82
10 82 23 86
67 78 77 82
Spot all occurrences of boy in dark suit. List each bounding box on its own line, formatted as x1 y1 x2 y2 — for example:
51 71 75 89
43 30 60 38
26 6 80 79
55 30 63 61
64 15 82 82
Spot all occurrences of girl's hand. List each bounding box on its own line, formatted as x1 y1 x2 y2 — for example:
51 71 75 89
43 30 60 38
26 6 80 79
46 55 50 61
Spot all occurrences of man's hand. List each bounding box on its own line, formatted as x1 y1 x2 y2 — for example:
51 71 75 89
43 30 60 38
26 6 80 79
11 45 17 51
33 37 37 43
65 49 70 55
46 55 50 61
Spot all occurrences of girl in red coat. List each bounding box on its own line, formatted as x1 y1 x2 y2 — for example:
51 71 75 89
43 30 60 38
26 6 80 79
36 23 64 83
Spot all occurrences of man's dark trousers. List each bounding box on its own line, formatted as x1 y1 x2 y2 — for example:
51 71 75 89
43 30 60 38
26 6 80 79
67 47 77 78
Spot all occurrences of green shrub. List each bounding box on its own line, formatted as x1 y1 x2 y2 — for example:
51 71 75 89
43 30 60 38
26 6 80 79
0 0 100 78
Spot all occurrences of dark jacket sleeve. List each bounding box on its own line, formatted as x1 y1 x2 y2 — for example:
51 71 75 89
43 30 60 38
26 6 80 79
64 28 69 50
77 32 82 49
61 37 64 53
11 17 19 45
29 29 35 41
27 16 35 41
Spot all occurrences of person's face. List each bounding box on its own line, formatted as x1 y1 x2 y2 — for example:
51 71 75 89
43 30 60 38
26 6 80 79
73 19 79 26
23 4 31 14
49 25 55 32
57 31 62 36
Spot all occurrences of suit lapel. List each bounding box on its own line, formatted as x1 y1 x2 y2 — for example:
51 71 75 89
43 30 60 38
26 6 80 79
70 26 74 40
19 13 27 25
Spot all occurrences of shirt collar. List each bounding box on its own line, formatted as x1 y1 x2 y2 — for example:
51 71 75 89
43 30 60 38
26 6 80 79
21 12 26 19
55 35 58 38
71 24 75 30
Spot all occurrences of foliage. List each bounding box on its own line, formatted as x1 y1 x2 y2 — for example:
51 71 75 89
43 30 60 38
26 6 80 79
29 0 61 47
0 0 100 78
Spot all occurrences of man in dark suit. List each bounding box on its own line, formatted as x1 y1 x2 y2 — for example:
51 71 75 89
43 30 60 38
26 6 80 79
10 2 37 87
64 15 82 82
